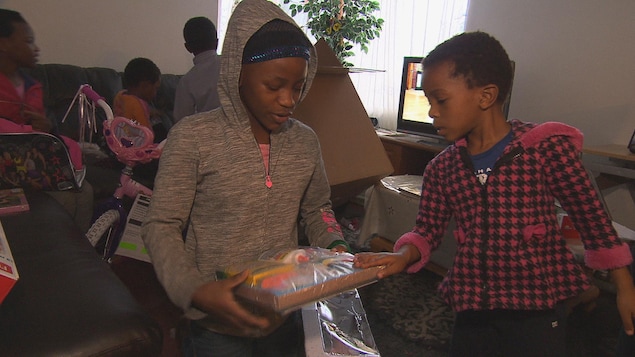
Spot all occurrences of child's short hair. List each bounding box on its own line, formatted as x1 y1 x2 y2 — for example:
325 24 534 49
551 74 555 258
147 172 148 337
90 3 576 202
183 17 218 52
423 31 513 103
123 57 161 89
0 9 26 37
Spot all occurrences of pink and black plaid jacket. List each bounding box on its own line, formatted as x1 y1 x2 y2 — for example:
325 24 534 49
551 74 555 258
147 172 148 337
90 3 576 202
395 119 632 312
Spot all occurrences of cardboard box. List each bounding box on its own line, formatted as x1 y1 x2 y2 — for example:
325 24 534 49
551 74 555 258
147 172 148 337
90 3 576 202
293 39 393 207
116 193 151 263
219 247 382 314
0 188 30 216
0 220 19 303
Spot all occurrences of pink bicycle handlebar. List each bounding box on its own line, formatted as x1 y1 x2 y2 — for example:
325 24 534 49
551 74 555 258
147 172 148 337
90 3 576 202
79 84 103 103
79 84 114 120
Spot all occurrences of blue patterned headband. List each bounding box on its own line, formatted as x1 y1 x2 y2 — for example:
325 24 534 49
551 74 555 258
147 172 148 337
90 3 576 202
242 19 312 64
243 45 310 64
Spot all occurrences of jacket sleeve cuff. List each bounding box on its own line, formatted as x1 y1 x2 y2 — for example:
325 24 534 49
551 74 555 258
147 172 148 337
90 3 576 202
585 243 633 270
394 231 431 273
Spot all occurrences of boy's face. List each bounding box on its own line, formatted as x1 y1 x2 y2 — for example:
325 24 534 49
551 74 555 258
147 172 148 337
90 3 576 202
239 57 308 142
422 61 485 142
0 21 39 68
137 79 160 102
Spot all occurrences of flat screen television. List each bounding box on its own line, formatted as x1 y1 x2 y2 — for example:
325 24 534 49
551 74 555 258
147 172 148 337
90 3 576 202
396 56 514 144
396 57 442 143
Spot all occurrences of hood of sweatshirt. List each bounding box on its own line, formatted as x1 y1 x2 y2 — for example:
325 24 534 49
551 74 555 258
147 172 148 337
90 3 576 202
217 0 318 134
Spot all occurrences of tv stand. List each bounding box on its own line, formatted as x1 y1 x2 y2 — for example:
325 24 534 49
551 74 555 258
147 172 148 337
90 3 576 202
376 130 448 175
416 135 446 145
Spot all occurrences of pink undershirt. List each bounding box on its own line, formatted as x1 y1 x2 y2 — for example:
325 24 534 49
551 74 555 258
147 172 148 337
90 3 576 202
259 143 270 171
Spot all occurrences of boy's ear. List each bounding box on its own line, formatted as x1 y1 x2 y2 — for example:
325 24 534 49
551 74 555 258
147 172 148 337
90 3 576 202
479 84 499 110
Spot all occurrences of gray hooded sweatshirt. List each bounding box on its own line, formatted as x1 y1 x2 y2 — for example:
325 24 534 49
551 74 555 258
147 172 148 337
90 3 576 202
141 0 344 328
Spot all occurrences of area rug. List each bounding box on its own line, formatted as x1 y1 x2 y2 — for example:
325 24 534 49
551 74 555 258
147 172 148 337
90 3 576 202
358 269 455 352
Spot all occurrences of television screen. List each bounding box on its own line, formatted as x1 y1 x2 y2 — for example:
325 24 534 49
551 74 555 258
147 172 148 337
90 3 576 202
396 57 442 141
396 56 514 143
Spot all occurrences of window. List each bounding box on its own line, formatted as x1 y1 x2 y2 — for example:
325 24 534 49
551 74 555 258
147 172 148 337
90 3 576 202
217 0 469 130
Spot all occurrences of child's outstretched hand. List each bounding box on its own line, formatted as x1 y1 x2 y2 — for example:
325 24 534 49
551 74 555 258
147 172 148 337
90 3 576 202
612 267 635 335
354 244 420 279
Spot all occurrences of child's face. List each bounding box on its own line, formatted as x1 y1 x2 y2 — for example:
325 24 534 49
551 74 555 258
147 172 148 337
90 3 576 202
0 21 39 68
138 79 160 102
239 57 308 141
423 61 485 142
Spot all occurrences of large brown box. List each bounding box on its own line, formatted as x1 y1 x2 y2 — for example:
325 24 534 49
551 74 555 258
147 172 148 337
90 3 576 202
294 40 393 207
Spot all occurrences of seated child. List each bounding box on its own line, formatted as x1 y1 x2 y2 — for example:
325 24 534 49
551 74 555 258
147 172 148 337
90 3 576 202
0 9 92 232
114 57 167 142
0 9 82 170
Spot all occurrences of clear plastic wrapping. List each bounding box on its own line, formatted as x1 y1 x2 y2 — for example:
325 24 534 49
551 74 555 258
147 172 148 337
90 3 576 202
303 289 380 356
218 247 381 314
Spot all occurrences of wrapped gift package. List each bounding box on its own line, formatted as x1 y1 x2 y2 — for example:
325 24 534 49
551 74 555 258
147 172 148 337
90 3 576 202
219 247 382 314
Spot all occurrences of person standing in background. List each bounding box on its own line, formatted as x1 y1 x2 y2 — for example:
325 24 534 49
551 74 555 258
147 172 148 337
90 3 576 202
173 16 221 122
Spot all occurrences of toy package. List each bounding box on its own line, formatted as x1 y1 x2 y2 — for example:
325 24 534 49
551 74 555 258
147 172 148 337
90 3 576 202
0 221 19 304
218 247 382 314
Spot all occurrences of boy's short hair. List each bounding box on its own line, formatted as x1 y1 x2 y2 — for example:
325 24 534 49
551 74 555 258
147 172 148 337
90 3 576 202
123 57 161 89
423 31 513 103
183 17 218 52
0 9 26 38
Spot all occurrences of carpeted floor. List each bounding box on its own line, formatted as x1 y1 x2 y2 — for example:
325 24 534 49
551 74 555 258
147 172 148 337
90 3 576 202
357 270 452 357
356 269 624 357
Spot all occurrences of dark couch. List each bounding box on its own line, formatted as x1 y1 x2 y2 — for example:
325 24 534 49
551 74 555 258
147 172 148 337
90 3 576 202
0 64 183 355
0 191 162 356
25 63 182 200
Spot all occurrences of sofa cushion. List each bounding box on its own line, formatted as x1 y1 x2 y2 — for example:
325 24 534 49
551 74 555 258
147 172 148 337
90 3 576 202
25 64 122 143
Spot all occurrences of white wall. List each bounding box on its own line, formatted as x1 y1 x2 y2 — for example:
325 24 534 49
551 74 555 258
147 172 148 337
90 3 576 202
3 0 634 145
0 0 219 75
466 0 635 146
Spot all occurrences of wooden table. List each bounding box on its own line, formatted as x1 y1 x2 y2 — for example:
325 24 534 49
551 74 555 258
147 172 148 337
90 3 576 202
376 130 447 175
582 144 635 226
583 144 635 162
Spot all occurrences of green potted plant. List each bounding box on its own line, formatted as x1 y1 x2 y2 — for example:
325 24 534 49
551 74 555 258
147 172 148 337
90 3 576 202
283 0 384 67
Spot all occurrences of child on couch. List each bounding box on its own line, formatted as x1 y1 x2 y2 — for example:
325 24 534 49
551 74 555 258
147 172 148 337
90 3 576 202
114 57 168 143
0 8 93 233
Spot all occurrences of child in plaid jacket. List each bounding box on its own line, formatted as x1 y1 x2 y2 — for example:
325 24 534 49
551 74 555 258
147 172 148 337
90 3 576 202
355 31 635 356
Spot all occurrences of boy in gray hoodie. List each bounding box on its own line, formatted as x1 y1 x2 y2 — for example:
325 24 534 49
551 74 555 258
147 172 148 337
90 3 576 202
142 0 347 355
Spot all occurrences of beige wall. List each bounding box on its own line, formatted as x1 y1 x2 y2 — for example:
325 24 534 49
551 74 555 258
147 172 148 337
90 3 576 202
0 0 219 74
466 0 635 147
467 0 635 229
4 0 634 146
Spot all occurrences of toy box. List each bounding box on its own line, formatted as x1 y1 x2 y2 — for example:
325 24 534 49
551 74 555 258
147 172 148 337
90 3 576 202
293 39 393 207
0 220 19 303
219 247 382 314
0 188 29 216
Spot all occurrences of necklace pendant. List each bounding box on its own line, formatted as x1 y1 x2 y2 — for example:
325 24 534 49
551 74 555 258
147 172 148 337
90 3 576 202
265 175 273 188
